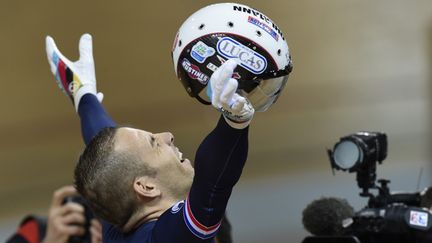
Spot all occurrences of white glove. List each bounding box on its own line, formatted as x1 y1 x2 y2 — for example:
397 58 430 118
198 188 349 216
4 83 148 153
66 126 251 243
210 59 254 129
45 33 103 112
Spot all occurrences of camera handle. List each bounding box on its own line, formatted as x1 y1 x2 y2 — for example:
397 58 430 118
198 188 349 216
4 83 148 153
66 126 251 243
361 179 421 208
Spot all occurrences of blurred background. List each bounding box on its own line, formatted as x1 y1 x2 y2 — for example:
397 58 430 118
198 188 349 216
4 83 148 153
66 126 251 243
0 0 431 242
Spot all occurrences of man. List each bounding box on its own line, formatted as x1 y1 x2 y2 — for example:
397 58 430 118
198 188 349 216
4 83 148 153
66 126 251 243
45 33 254 242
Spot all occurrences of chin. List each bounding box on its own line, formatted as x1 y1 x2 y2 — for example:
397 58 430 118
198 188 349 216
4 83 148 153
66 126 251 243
181 175 194 198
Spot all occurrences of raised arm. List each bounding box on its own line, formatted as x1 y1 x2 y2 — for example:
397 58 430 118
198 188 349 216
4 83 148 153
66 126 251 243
153 60 254 241
184 116 249 239
45 34 116 144
186 59 254 237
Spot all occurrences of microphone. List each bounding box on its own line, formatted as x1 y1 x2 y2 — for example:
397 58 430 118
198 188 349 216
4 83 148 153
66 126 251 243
302 197 355 236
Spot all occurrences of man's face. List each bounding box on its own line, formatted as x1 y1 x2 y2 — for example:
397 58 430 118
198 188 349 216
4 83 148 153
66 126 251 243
115 127 194 200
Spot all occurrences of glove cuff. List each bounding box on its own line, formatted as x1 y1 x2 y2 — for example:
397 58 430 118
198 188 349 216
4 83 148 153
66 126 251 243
223 115 252 129
74 84 97 112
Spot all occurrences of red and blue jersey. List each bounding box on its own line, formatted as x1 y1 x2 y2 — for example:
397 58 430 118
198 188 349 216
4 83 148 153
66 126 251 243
102 199 219 242
78 94 248 243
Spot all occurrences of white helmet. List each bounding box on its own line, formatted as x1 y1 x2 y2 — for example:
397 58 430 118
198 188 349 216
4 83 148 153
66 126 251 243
172 3 293 112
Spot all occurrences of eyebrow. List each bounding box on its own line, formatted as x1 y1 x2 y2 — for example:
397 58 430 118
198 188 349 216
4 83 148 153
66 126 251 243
132 129 155 148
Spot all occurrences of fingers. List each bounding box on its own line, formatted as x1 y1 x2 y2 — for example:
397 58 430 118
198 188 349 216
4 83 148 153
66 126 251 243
45 36 57 57
59 224 85 236
45 35 75 77
217 59 237 87
79 33 94 63
210 59 238 106
90 219 103 243
230 94 246 112
45 205 86 242
58 202 85 216
51 185 78 208
45 36 59 73
220 78 238 109
42 224 84 243
210 66 222 105
44 186 87 243
62 211 86 225
90 219 102 232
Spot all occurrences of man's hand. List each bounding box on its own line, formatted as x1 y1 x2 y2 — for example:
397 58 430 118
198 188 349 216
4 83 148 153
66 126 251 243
210 59 254 129
42 186 85 243
45 33 103 111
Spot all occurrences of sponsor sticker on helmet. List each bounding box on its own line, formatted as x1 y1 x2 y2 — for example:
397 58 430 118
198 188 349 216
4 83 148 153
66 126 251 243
182 58 209 85
206 62 218 72
191 41 215 63
216 37 267 75
232 5 285 40
248 16 279 41
207 62 241 79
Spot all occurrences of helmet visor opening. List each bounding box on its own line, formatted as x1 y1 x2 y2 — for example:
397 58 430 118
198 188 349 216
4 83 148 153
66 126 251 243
195 74 289 112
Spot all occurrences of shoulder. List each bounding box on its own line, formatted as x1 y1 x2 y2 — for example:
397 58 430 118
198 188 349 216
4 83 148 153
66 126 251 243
6 215 47 243
102 220 157 243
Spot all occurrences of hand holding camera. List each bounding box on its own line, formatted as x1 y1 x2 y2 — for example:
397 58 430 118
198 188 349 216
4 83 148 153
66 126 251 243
42 185 101 243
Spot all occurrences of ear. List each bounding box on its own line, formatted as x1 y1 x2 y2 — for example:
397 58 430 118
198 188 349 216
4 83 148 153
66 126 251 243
133 177 161 199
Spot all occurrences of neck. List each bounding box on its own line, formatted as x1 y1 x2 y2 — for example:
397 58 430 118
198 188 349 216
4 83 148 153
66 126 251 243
121 198 178 232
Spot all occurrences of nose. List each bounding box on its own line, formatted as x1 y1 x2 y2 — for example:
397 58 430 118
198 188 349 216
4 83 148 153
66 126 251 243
158 132 174 145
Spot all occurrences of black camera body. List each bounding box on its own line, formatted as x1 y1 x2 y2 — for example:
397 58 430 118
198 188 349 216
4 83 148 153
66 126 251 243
62 195 94 243
346 204 432 243
305 132 432 243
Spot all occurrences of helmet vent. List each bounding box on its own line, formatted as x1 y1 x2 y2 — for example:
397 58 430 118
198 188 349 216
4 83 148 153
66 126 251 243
277 49 282 56
198 24 205 30
178 40 182 47
227 21 234 28
256 30 262 37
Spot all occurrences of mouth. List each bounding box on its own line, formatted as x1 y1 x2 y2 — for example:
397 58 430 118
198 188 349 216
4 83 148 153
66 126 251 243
177 148 186 163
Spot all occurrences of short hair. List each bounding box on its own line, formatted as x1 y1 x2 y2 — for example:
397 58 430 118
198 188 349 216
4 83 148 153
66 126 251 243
74 127 153 227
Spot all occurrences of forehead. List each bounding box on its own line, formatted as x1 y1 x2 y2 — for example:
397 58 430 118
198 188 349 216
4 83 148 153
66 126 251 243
114 127 152 151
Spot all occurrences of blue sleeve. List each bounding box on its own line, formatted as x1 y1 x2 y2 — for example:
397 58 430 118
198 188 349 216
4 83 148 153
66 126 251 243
185 116 249 239
77 94 117 145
